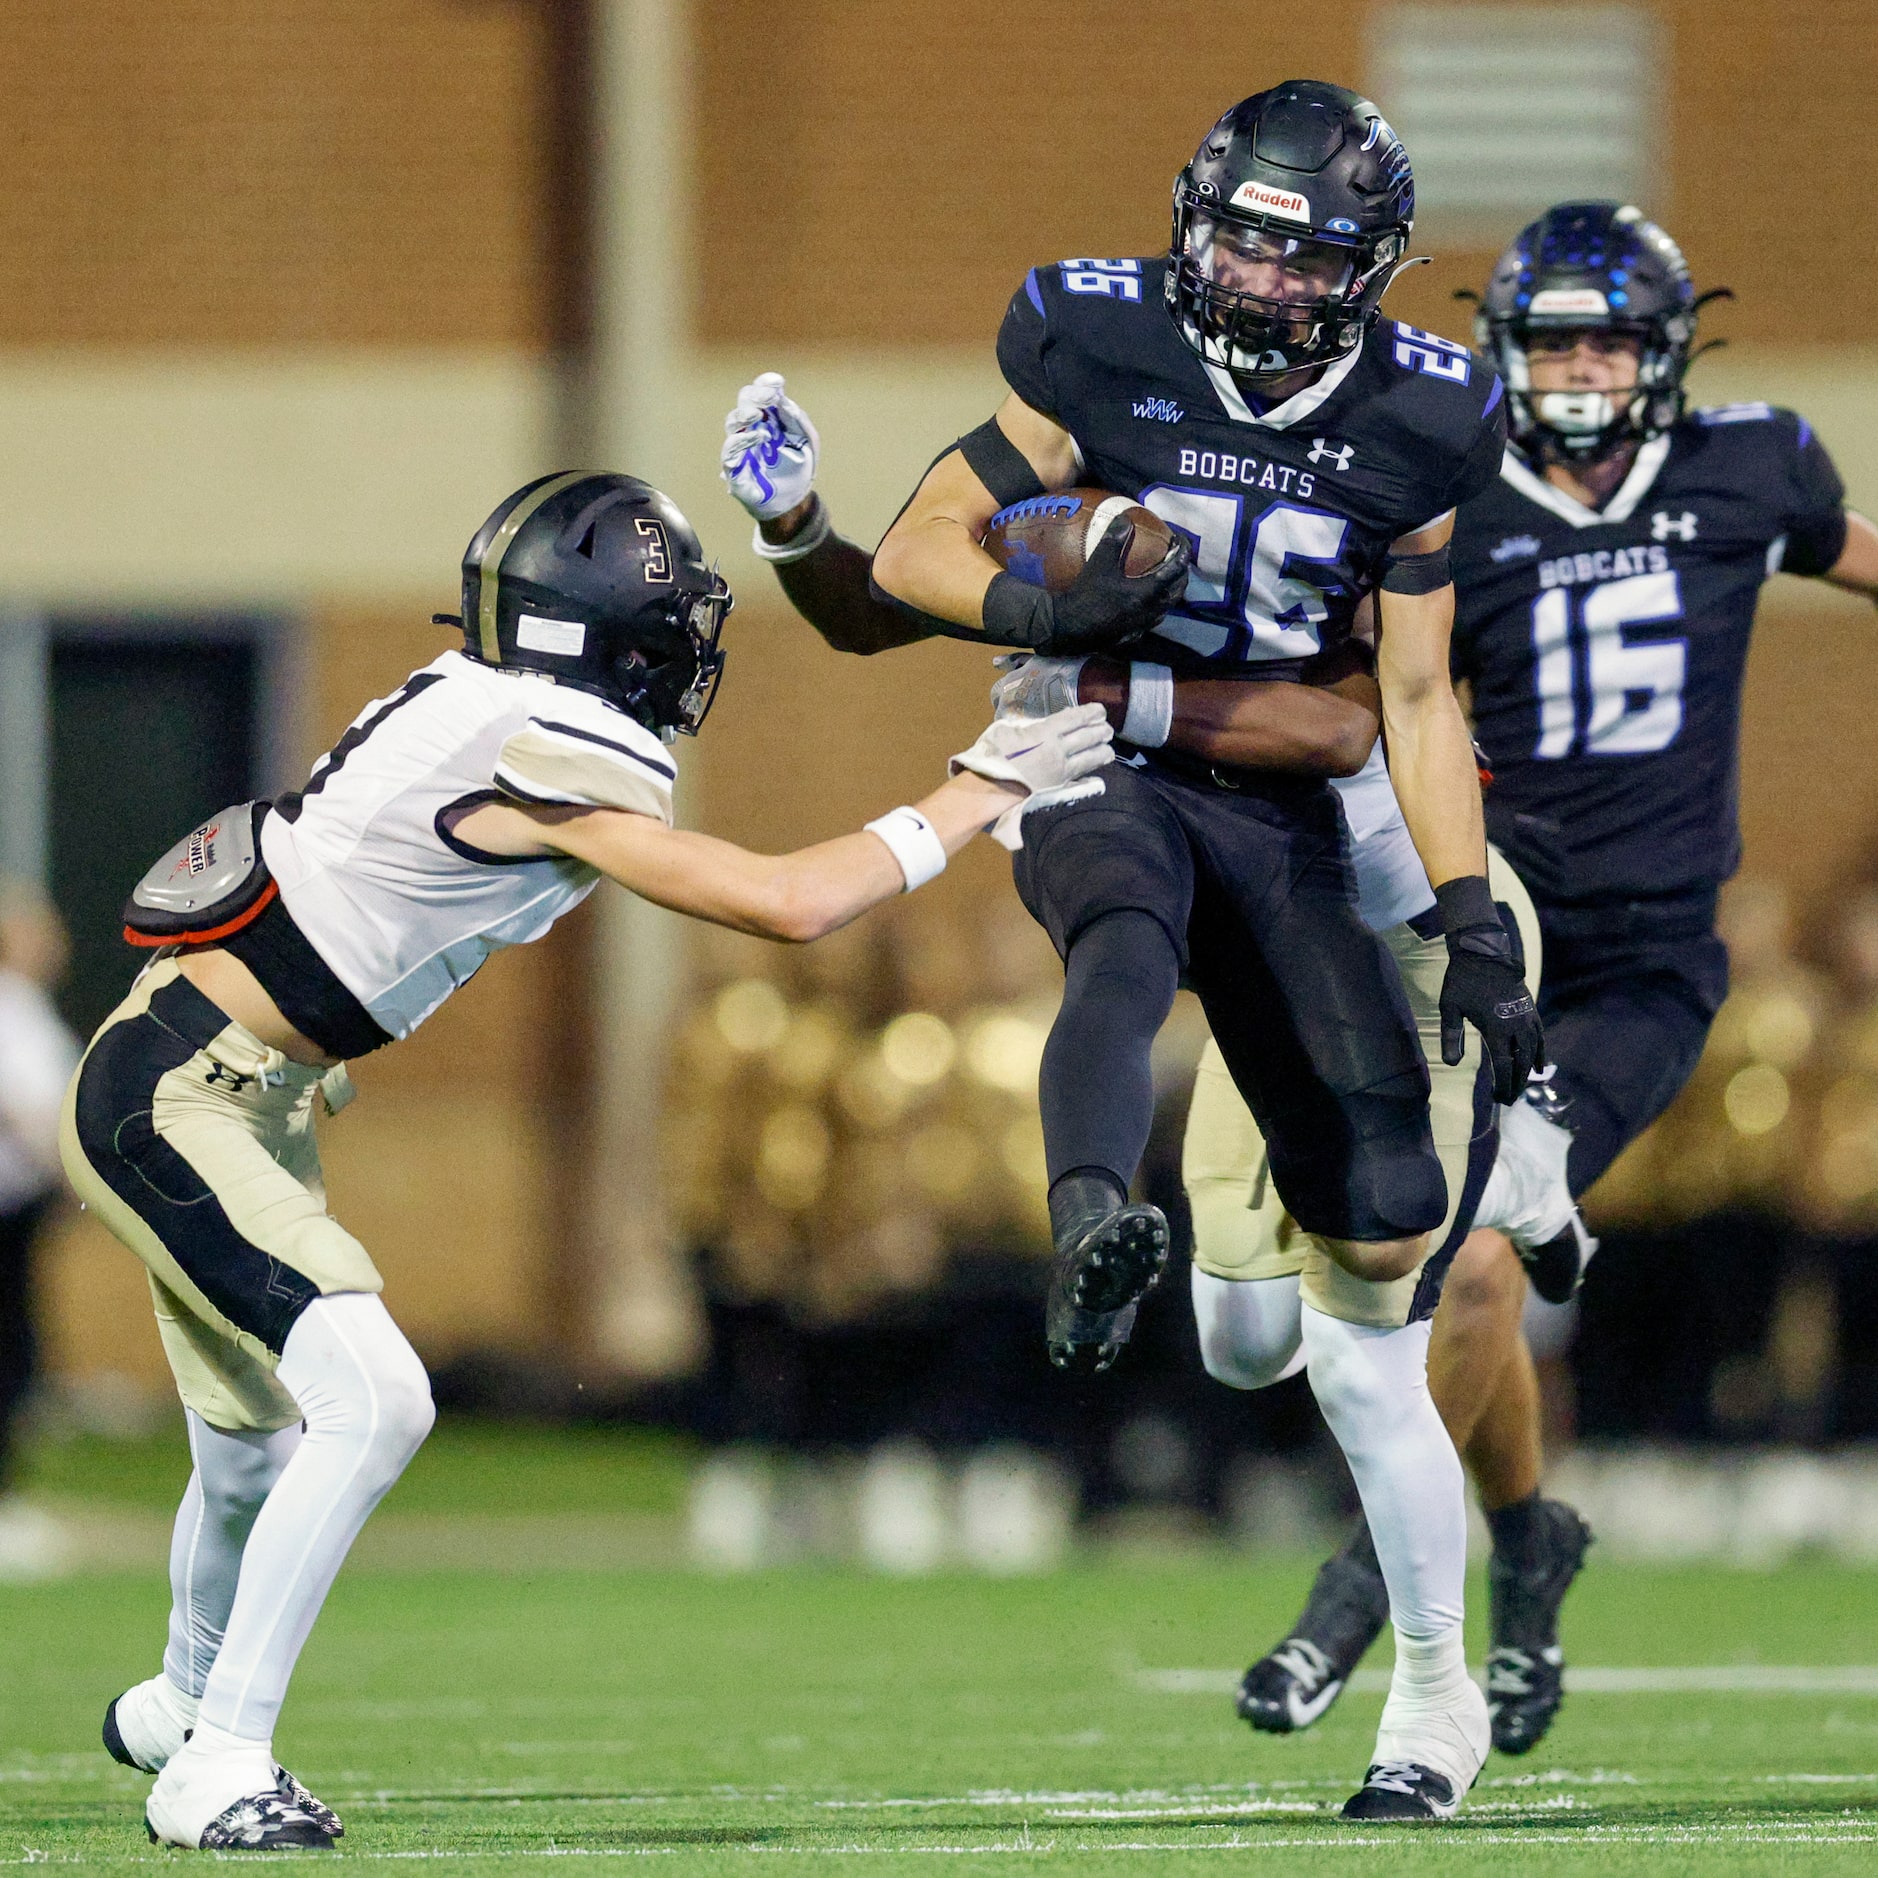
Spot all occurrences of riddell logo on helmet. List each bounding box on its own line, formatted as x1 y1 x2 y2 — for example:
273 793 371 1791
1529 288 1610 316
1229 180 1310 222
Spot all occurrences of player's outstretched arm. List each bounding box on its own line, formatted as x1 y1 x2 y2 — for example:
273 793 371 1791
1078 646 1382 777
450 705 1113 943
1374 512 1543 1101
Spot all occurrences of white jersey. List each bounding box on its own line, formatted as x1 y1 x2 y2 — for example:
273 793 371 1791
1331 744 1436 935
262 650 676 1039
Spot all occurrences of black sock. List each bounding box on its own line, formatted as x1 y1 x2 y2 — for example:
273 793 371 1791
1486 1491 1545 1569
1038 909 1179 1191
1047 1167 1127 1247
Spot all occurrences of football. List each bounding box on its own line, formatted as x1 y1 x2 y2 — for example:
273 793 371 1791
981 488 1176 593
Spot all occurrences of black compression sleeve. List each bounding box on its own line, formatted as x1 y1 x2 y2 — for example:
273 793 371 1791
1380 544 1453 594
957 418 1049 510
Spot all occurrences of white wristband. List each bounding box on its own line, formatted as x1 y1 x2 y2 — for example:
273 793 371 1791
864 806 947 892
751 494 833 564
1121 661 1174 748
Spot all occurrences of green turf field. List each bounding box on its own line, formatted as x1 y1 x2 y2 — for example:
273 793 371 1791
4 1542 1877 1872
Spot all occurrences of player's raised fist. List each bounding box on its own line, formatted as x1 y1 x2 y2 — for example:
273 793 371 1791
720 371 820 521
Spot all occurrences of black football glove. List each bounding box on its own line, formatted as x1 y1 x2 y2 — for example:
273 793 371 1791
1435 875 1545 1105
981 523 1190 655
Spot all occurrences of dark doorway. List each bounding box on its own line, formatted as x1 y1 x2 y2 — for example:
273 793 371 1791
47 632 260 1037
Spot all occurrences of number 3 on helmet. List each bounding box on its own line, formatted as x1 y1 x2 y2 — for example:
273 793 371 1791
440 471 733 738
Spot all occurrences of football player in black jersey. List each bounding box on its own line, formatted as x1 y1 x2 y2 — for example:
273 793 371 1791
1177 203 1878 1759
722 81 1547 1823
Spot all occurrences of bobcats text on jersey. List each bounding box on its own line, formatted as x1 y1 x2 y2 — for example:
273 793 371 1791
999 254 1506 682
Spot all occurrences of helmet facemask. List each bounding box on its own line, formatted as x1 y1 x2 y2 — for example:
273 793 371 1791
1170 184 1403 379
1488 315 1691 464
610 574 732 739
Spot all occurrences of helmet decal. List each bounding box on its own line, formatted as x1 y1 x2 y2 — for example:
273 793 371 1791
635 517 673 582
473 470 590 664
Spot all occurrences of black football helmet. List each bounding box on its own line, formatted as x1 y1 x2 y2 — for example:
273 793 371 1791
446 472 731 736
1168 80 1414 380
1476 202 1705 464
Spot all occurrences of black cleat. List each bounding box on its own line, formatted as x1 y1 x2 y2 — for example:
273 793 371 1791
1238 1524 1390 1735
1044 1178 1168 1372
1487 1498 1592 1754
1339 1761 1461 1822
1485 1645 1564 1755
1518 1209 1598 1305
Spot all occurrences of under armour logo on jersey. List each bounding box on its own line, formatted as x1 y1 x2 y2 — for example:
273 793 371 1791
1308 438 1355 471
204 1063 253 1093
1651 509 1698 541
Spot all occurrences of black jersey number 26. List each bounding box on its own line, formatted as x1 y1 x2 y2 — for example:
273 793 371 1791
1137 487 1350 664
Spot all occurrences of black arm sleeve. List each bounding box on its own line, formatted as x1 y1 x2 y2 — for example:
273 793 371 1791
1779 413 1850 577
775 526 936 656
957 418 1048 510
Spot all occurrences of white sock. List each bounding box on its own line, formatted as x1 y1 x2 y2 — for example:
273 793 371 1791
1300 1304 1482 1787
1189 1269 1304 1390
194 1294 434 1743
1299 1304 1464 1639
164 1412 302 1701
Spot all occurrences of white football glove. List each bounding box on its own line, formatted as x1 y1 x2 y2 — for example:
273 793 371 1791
720 371 821 522
950 702 1114 851
990 653 1086 721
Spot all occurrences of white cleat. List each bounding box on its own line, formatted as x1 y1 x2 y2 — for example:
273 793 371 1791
103 1674 196 1774
1473 1095 1598 1302
141 1721 343 1848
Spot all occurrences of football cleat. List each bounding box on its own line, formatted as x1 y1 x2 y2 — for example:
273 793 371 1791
103 1676 192 1774
147 1774 338 1851
1485 1645 1564 1756
1486 1498 1593 1754
1339 1761 1462 1823
1520 1209 1599 1307
1238 1528 1390 1734
112 1686 345 1841
1043 1181 1169 1373
1472 1093 1598 1301
1237 1637 1347 1733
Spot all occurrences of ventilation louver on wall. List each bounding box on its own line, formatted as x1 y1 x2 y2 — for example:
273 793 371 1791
1371 4 1664 242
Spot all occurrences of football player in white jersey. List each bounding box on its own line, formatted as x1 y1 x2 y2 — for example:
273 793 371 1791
61 471 1111 1852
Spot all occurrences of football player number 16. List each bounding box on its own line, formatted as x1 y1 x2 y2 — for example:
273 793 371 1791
1139 487 1347 659
1531 570 1687 758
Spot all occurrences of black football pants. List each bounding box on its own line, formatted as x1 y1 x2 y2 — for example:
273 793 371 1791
1535 920 1730 1195
1014 760 1445 1244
